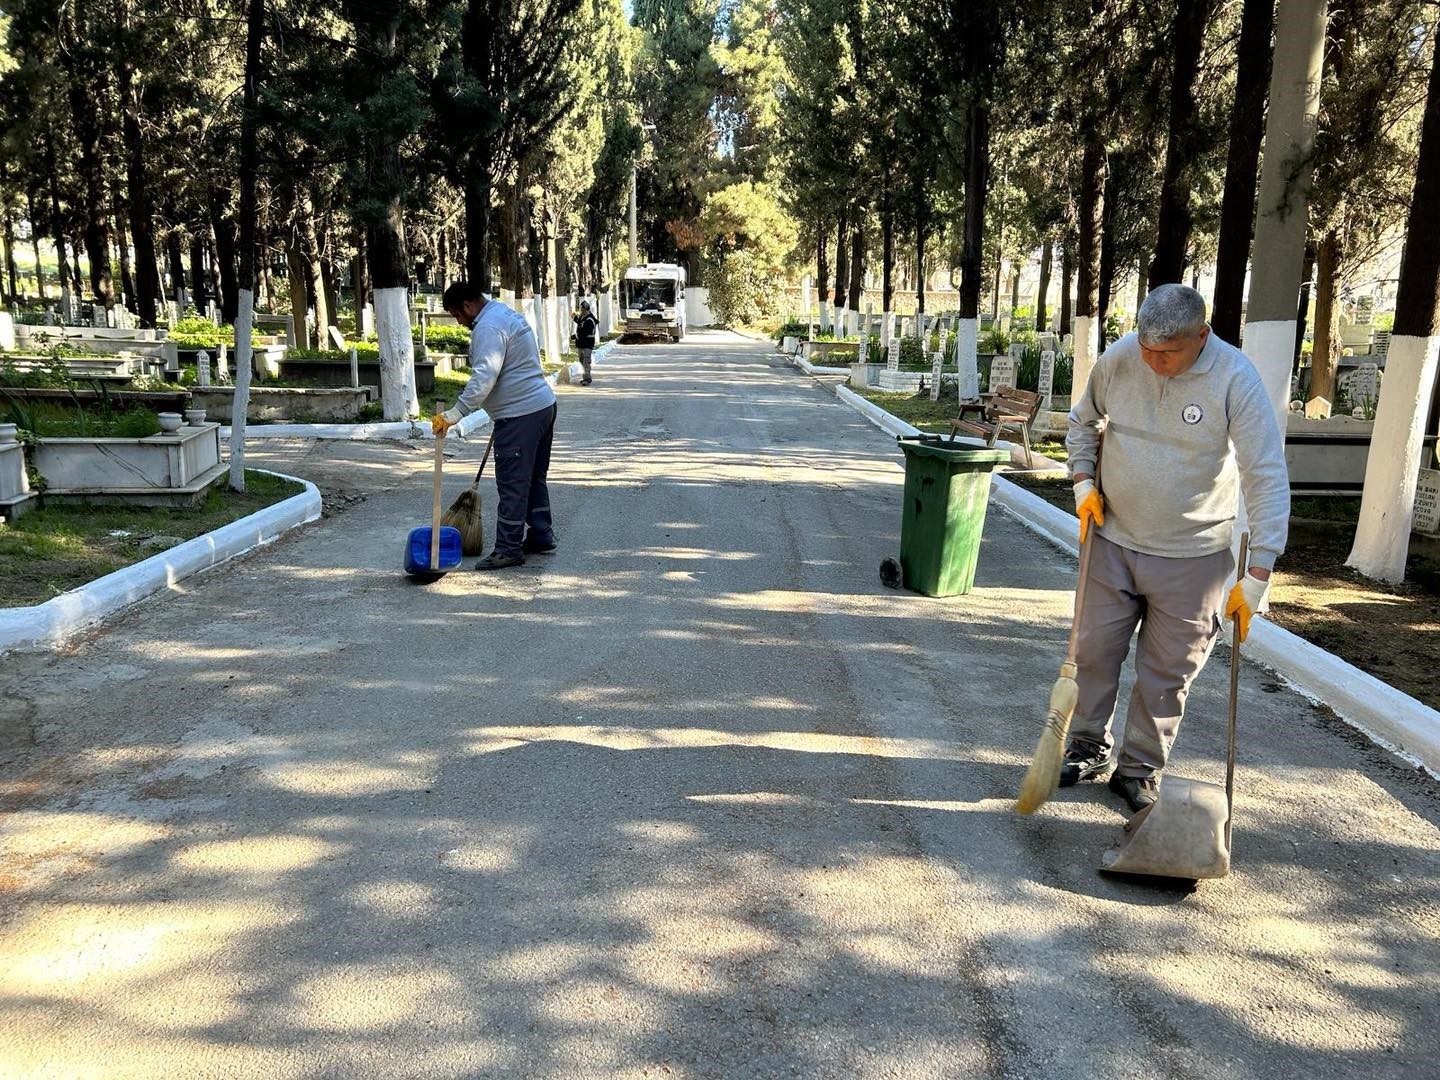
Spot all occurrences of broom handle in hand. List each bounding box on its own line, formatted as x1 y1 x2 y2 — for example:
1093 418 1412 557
471 427 496 489
431 404 447 571
1066 531 1097 665
1225 533 1248 823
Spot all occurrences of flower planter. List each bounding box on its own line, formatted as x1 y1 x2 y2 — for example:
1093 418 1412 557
275 357 436 394
30 422 225 507
801 340 859 364
187 385 374 422
0 424 36 520
1284 414 1439 495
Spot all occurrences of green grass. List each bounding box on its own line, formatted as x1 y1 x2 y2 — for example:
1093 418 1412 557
0 471 305 607
853 388 964 435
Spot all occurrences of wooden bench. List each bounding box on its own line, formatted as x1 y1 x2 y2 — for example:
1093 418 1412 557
949 386 1043 467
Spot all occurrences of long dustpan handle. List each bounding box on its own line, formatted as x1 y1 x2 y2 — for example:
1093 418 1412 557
1225 533 1249 837
431 412 447 571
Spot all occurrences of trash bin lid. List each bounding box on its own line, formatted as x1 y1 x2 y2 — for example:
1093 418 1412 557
897 438 1010 467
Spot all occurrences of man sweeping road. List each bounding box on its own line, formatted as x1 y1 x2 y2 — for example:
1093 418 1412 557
1063 284 1290 811
432 282 558 571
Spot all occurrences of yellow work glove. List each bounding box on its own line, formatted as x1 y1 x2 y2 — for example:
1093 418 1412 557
431 413 454 437
1224 571 1271 643
1073 478 1104 544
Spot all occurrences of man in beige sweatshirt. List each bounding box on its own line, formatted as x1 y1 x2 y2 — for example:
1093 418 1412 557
1063 284 1289 811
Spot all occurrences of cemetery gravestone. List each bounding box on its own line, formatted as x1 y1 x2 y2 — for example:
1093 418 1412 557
859 333 870 369
1414 470 1440 536
328 325 347 351
1350 363 1380 409
1038 350 1056 414
990 353 1017 393
887 337 901 371
930 349 943 402
197 350 211 387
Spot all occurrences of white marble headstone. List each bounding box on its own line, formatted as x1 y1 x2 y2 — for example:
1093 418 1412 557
197 349 211 386
1038 350 1055 414
887 337 901 371
990 354 1017 392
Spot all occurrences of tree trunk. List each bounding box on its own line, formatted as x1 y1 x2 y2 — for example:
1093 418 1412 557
1060 244 1073 337
916 215 927 316
26 192 45 300
40 128 71 316
352 230 370 336
816 225 830 329
833 210 849 323
210 202 240 324
1308 229 1342 406
2 209 17 302
62 0 115 312
464 157 493 287
1148 0 1215 289
286 234 309 348
190 234 207 314
1242 0 1327 419
115 213 136 314
1212 0 1275 344
881 167 895 318
1347 15 1440 581
300 200 331 346
357 9 420 420
118 51 160 329
1135 261 1149 313
1009 266 1021 320
230 0 264 492
1036 238 1053 332
1098 158 1118 336
847 207 864 315
166 225 186 309
1073 134 1105 392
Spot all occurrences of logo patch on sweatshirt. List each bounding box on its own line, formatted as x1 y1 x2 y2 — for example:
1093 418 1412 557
1182 403 1204 425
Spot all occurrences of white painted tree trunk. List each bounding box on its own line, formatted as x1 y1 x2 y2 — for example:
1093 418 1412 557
598 292 613 336
881 311 894 348
956 317 979 400
1345 335 1440 580
1242 0 1327 425
1071 314 1100 400
819 301 831 333
374 285 419 420
229 288 254 492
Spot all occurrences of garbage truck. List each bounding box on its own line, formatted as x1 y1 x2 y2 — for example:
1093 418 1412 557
621 263 687 341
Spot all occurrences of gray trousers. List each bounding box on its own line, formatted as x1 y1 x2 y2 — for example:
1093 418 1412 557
1072 533 1233 778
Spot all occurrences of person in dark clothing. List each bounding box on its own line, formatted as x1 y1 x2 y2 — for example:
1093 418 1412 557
432 281 559 571
572 300 599 385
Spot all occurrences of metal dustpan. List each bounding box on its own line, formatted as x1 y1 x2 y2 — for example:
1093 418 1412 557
1101 536 1248 882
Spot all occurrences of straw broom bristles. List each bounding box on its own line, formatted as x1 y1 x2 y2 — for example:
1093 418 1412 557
1016 660 1078 814
442 484 486 555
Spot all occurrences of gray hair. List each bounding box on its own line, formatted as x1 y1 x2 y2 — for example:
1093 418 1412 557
1137 284 1208 345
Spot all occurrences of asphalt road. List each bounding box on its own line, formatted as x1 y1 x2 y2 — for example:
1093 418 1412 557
2 330 1437 1078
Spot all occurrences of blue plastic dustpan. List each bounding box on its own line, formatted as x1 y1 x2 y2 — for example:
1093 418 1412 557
405 525 463 576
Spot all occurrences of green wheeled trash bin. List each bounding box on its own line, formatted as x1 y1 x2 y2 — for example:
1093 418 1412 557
895 437 1009 597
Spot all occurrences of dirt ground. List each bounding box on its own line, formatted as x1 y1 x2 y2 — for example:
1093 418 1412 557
1005 474 1440 711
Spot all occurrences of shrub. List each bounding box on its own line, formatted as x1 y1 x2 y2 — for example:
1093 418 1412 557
420 325 471 353
706 251 783 328
775 320 809 343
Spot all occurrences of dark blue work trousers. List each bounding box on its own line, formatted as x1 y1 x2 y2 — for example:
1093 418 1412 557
492 402 557 556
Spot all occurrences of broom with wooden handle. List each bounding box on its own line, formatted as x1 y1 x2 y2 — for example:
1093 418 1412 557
441 427 496 556
1016 530 1098 814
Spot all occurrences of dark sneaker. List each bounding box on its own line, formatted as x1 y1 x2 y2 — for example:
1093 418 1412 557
1058 741 1114 788
1108 773 1161 812
474 551 526 571
581 377 593 386
522 536 557 555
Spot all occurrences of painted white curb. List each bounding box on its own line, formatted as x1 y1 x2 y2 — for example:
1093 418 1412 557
791 355 851 376
832 376 1440 777
219 341 616 443
0 469 322 654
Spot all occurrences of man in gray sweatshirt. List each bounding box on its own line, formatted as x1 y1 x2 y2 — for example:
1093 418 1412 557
1063 284 1289 811
432 281 559 571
